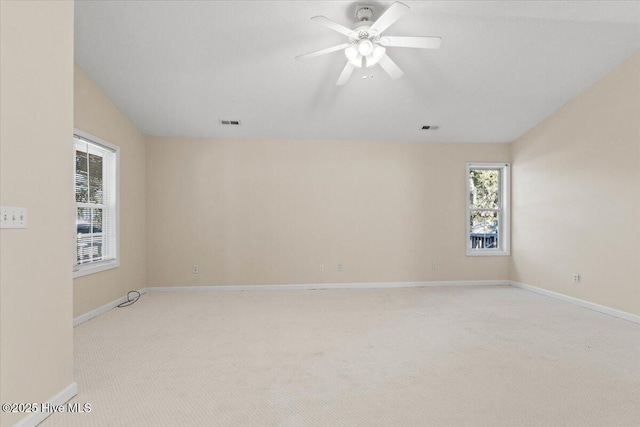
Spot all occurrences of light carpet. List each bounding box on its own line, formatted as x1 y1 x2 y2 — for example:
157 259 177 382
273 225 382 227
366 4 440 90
42 286 640 426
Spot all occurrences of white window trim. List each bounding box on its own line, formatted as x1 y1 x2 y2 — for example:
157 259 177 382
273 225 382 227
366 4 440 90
73 129 120 278
466 162 510 256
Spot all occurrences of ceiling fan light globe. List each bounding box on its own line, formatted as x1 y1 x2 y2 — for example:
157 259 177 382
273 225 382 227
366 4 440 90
345 46 358 60
348 56 363 68
372 45 385 59
365 54 380 67
358 39 374 56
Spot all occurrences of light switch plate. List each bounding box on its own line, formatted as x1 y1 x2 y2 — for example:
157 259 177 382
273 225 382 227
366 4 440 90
0 206 27 229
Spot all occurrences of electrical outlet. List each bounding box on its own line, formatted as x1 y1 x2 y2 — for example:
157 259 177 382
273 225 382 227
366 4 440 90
337 263 344 272
193 265 199 274
573 273 580 283
320 264 324 272
432 261 439 270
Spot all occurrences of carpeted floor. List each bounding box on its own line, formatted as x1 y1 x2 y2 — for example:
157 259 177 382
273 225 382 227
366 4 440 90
42 286 640 427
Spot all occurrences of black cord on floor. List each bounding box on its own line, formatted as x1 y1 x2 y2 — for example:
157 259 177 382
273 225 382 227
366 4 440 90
117 290 141 308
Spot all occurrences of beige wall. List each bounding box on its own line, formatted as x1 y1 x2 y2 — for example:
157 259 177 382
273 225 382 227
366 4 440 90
146 138 510 287
0 1 75 426
73 64 146 317
511 52 640 316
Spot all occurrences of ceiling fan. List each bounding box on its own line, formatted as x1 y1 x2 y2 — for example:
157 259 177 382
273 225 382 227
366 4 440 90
295 2 441 85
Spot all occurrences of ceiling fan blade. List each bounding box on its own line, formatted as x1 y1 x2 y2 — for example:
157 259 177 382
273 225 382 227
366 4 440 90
370 2 409 34
378 54 404 80
336 61 355 86
295 43 351 60
311 16 354 37
379 36 442 49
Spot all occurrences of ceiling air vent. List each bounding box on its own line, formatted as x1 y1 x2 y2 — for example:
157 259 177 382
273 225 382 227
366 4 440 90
219 119 241 126
421 125 439 130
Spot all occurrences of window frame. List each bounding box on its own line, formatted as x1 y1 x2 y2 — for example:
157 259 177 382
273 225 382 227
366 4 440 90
73 129 120 278
466 162 510 257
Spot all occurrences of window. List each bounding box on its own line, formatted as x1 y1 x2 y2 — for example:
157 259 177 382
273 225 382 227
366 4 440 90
466 163 510 256
74 130 119 277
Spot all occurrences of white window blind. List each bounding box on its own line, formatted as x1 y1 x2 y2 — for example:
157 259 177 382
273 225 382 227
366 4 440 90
74 133 118 274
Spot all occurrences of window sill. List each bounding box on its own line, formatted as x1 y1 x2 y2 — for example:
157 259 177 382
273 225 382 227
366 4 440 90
73 259 119 278
466 250 510 257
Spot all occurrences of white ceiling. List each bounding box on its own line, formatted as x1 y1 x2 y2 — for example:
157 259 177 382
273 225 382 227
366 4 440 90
74 1 640 143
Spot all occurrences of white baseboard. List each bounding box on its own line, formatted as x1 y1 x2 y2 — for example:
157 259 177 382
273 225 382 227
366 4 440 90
73 288 148 327
509 281 640 324
73 282 506 326
13 382 78 427
75 281 639 326
145 280 510 293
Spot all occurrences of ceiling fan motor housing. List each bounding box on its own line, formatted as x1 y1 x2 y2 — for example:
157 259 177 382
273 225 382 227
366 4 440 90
355 5 374 21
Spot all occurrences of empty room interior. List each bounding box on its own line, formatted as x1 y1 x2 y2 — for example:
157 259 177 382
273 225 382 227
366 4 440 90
1 1 640 426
